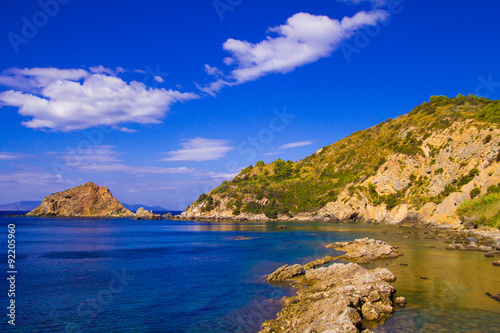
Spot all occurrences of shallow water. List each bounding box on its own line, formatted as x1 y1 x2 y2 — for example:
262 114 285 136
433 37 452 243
0 217 498 332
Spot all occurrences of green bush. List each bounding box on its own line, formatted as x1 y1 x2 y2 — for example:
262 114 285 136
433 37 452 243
470 187 481 199
255 160 265 167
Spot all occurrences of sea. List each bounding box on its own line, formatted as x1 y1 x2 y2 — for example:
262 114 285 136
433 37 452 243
1 212 499 333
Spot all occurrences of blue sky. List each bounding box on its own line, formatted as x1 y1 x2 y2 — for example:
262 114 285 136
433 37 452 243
0 0 499 209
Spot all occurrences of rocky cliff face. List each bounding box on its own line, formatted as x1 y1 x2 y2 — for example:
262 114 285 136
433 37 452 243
183 96 500 227
27 182 134 217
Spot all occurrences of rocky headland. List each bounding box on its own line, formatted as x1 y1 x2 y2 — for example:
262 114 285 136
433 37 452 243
26 182 134 218
260 238 405 333
183 96 500 234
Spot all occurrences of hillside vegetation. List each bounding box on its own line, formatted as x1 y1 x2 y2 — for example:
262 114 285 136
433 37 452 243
184 95 500 228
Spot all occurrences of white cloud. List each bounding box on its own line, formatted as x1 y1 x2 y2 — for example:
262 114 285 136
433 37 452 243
261 152 282 156
153 76 165 83
0 67 199 131
78 164 194 174
0 152 20 160
161 138 235 162
89 65 116 75
199 10 388 95
279 141 314 149
204 64 225 77
0 67 87 92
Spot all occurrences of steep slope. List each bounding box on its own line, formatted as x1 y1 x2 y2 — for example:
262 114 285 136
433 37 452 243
183 95 500 227
27 182 134 217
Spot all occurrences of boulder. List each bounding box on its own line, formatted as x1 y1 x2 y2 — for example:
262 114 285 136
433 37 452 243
478 245 493 252
395 296 407 307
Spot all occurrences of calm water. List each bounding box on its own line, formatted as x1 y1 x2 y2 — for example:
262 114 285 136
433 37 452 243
0 215 499 333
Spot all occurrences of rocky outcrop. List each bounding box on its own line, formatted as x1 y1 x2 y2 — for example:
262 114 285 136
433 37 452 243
134 207 161 220
326 238 402 264
26 182 133 218
261 239 403 332
260 263 400 333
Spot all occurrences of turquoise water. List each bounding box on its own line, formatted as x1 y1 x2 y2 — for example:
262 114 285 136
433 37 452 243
0 217 499 332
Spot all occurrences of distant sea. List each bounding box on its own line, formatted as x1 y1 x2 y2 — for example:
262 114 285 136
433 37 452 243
1 216 499 332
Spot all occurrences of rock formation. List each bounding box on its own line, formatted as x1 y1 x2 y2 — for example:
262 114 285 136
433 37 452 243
26 182 133 217
261 238 404 333
261 263 399 333
134 207 161 220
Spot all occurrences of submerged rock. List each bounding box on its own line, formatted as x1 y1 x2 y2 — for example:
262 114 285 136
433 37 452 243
326 238 402 263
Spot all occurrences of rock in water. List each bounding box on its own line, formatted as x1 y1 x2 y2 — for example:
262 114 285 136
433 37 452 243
134 207 161 220
260 263 399 333
326 238 402 263
26 182 134 218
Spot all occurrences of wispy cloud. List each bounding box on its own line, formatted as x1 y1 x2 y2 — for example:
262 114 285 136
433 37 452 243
0 67 199 131
0 152 20 160
278 141 314 150
58 145 196 174
199 10 388 95
261 152 282 156
161 138 235 162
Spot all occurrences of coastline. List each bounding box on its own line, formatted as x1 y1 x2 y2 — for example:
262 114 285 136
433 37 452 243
172 214 500 246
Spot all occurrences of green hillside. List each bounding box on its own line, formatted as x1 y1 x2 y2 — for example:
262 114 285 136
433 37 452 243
187 95 500 225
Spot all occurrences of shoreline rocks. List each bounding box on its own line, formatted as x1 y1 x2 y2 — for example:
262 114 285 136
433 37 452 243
261 239 404 333
261 263 400 333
